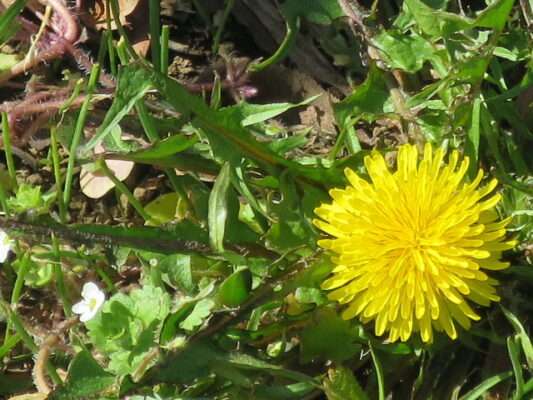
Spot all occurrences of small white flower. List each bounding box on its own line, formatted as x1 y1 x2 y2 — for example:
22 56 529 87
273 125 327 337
72 282 106 322
0 229 12 263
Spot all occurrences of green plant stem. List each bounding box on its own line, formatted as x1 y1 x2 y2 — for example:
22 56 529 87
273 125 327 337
109 0 139 61
0 181 9 214
59 78 84 115
250 17 300 72
96 157 151 221
52 235 71 316
160 25 170 75
0 333 21 359
212 0 235 55
149 0 161 71
1 111 17 189
63 64 101 207
135 101 192 207
4 251 30 342
50 127 67 223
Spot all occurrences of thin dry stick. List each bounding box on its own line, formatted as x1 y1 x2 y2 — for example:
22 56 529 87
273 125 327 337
33 316 78 394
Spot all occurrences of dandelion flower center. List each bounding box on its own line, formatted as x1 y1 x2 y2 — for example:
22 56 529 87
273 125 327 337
314 143 515 343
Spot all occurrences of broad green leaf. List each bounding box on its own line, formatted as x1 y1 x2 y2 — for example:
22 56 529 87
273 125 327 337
49 351 114 400
373 30 434 73
102 125 138 153
300 308 361 363
334 64 393 127
217 268 252 307
0 53 19 72
323 365 369 400
404 0 515 37
180 298 215 331
281 0 345 24
120 63 341 185
84 66 153 151
86 285 170 376
107 133 197 162
159 253 195 293
144 192 188 225
294 287 327 306
223 95 320 127
209 162 231 252
0 0 26 45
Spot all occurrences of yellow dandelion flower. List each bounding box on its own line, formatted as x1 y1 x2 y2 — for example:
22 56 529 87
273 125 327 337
314 143 515 343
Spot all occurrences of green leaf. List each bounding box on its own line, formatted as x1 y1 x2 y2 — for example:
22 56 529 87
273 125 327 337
373 30 434 73
209 162 231 252
334 64 393 127
179 298 215 331
7 184 47 214
501 306 533 369
120 63 338 184
217 268 252 307
459 371 512 400
49 351 114 400
465 97 481 178
300 308 361 363
0 53 19 72
106 133 197 161
84 66 153 152
86 285 170 376
102 124 139 153
294 287 327 306
404 0 515 38
144 192 188 225
223 95 320 127
281 0 345 24
159 253 195 293
0 0 26 45
323 365 369 400
221 352 318 384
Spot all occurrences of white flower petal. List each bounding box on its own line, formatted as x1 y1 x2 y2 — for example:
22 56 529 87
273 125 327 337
81 282 100 299
79 308 97 322
72 301 90 315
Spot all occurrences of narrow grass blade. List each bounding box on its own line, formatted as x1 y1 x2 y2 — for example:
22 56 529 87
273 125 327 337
459 371 512 400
